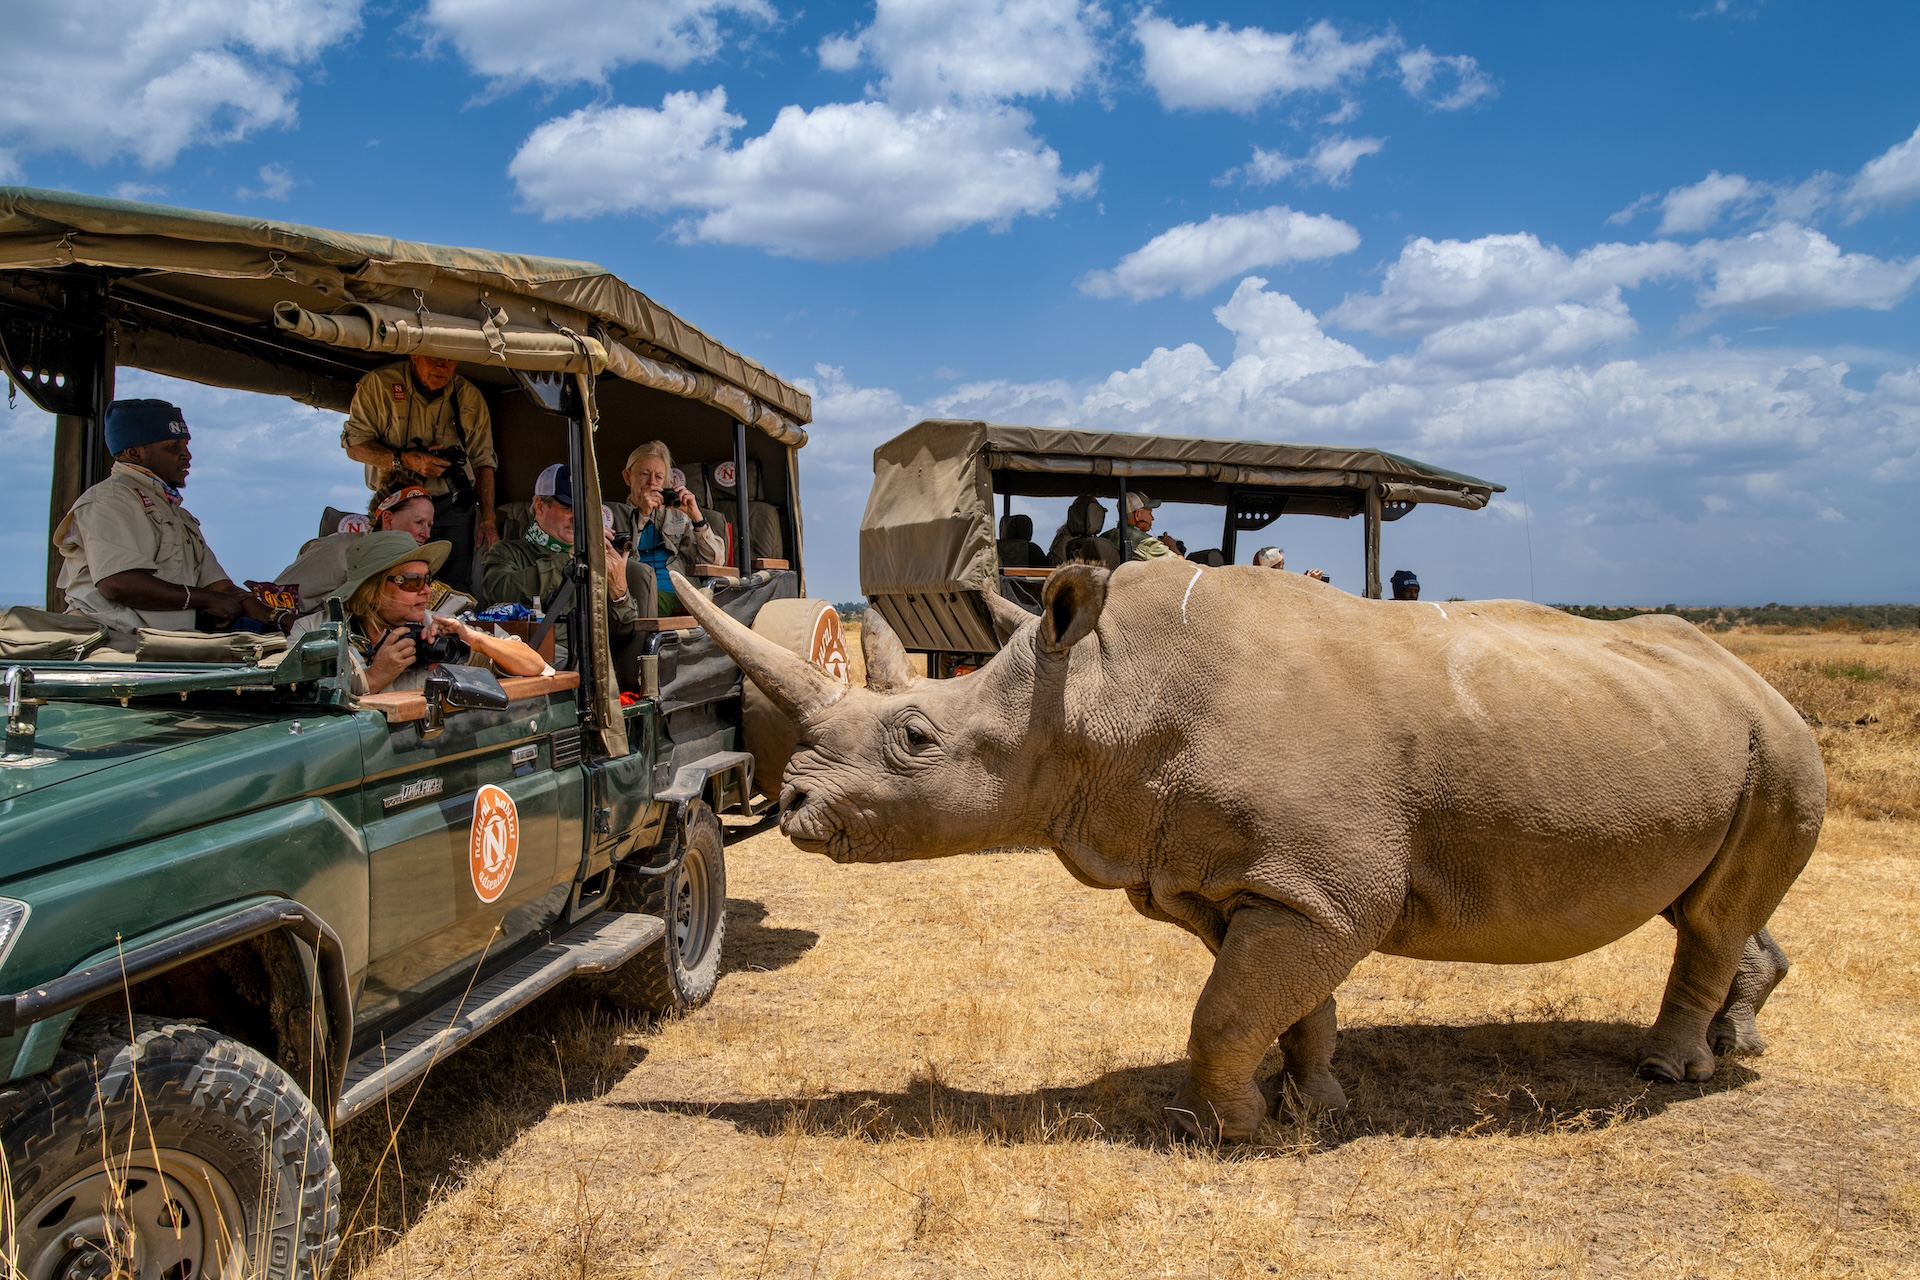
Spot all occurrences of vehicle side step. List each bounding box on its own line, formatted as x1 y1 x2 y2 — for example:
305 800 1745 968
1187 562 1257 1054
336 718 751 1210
335 910 666 1125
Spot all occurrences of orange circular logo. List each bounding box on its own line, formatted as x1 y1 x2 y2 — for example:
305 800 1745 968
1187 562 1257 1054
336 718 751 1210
469 784 520 904
810 609 850 683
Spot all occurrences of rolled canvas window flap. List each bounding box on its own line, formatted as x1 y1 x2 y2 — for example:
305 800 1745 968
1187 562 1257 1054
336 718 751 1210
274 300 606 374
1381 482 1489 510
601 337 809 448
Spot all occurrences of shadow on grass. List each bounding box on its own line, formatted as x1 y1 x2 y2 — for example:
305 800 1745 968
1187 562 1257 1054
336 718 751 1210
720 897 820 977
612 1019 1761 1156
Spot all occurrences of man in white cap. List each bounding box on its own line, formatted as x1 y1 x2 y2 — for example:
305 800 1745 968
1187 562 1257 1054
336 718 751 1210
55 397 274 644
1103 490 1179 561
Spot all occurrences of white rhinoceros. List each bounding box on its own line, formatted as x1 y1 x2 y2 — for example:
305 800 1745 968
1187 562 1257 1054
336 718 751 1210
671 560 1824 1141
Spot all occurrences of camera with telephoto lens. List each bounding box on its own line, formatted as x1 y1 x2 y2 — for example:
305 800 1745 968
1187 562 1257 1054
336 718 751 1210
659 485 684 509
417 442 477 511
610 530 634 554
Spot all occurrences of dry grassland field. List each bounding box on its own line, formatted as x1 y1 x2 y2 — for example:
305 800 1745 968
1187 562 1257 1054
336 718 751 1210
335 627 1920 1279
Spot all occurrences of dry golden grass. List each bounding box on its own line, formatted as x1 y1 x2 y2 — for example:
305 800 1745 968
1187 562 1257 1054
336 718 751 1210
336 631 1920 1279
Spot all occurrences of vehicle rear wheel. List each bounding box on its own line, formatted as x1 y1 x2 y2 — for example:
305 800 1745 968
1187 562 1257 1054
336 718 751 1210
602 800 728 1015
0 1016 339 1280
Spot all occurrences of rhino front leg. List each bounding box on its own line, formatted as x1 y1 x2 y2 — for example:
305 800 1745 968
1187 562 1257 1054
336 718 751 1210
1171 900 1360 1143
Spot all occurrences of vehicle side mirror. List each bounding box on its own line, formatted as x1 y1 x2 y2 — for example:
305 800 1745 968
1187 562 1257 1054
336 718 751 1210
420 664 509 739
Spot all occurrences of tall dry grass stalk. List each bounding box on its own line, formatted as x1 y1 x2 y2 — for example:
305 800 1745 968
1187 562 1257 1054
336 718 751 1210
334 629 1920 1279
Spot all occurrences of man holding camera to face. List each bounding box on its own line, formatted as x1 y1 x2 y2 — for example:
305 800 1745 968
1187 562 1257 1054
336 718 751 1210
609 440 726 617
340 354 500 593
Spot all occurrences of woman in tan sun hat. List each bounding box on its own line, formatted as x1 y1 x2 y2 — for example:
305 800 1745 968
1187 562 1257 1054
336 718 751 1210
291 530 546 694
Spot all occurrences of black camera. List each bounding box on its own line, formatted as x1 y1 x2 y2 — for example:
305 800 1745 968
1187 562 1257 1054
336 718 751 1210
610 530 634 554
659 485 684 509
418 443 477 511
378 621 464 668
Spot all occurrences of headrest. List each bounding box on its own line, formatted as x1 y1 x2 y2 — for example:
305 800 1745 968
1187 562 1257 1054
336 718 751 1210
999 513 1034 540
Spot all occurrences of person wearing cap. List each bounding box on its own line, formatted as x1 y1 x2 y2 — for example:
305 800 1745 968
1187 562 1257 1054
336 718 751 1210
480 463 636 660
339 355 499 592
55 398 274 645
1102 491 1179 561
609 440 725 616
1251 546 1285 569
289 531 547 695
273 474 439 608
1390 570 1421 600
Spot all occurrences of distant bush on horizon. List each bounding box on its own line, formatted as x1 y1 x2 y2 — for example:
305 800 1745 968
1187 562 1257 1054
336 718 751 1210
1555 603 1920 631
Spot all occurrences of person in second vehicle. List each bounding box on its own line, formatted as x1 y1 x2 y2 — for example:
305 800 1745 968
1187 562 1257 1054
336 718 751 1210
609 441 726 616
1391 570 1421 600
339 354 499 592
1103 490 1179 561
481 463 636 662
55 398 275 645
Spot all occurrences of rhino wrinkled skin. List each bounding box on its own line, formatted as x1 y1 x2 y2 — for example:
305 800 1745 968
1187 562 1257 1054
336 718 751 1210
671 560 1823 1142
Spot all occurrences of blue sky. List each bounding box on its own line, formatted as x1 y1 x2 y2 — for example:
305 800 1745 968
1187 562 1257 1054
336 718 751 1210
3 0 1917 605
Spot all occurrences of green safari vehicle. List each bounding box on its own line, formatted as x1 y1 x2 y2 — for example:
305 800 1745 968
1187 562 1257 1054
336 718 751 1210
0 189 849 1278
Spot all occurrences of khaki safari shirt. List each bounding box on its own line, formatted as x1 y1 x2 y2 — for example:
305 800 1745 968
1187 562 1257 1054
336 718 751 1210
481 529 637 653
607 502 727 587
1104 523 1176 560
55 463 232 637
341 361 497 497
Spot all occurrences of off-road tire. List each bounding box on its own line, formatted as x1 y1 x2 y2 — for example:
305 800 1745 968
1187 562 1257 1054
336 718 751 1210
0 1015 339 1280
603 801 727 1015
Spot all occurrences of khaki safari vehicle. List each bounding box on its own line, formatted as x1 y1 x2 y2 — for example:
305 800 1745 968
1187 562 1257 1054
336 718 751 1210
0 188 849 1278
860 419 1503 676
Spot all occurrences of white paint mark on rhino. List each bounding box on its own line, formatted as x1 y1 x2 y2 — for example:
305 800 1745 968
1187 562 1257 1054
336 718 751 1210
1180 565 1203 623
1428 602 1448 618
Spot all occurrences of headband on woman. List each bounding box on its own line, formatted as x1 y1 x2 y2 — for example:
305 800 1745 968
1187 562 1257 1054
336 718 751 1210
376 485 431 514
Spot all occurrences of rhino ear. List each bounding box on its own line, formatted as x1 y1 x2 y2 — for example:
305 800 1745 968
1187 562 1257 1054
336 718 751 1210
981 590 1033 645
861 605 915 694
1038 564 1108 657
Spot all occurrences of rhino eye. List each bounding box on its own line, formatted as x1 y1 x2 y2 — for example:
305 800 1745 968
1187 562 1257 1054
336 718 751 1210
899 715 937 752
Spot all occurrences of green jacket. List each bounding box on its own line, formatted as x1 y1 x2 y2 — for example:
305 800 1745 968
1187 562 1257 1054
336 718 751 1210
480 534 637 651
1103 524 1176 560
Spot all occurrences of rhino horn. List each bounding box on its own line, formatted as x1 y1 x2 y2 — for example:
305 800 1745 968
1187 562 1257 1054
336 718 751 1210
861 606 916 694
669 571 846 723
981 590 1033 645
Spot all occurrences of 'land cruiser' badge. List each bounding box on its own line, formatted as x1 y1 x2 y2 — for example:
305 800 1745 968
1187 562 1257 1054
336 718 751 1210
469 785 520 903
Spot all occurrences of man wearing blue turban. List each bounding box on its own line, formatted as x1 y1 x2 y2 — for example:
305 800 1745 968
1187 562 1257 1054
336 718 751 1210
55 399 272 644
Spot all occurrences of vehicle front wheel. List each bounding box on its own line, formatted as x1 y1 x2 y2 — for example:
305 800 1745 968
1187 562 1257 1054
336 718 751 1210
0 1016 339 1280
602 800 727 1016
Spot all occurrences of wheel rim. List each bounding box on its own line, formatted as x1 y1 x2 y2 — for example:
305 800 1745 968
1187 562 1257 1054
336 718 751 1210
15 1148 249 1280
673 841 715 968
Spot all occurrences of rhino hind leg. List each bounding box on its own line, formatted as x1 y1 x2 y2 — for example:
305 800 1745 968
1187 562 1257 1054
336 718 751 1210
1266 995 1347 1113
1707 927 1790 1057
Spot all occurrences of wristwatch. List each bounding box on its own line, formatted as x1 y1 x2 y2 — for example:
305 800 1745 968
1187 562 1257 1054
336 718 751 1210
392 448 404 469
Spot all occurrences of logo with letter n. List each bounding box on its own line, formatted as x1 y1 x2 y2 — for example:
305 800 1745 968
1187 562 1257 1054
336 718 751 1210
469 784 521 904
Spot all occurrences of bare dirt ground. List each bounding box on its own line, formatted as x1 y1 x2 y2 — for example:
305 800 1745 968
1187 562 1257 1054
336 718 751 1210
336 630 1920 1279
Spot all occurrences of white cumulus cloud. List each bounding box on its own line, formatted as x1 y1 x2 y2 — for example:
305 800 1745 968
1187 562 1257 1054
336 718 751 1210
1694 222 1920 315
0 0 361 169
508 89 1096 258
819 0 1106 107
1846 122 1920 215
1079 206 1360 300
1655 170 1760 234
422 0 773 86
1135 15 1394 112
1396 48 1496 110
1330 233 1691 337
237 162 294 200
1409 293 1638 377
1233 136 1384 188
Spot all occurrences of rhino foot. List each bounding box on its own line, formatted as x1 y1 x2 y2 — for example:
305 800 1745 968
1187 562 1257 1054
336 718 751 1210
1707 1004 1767 1057
1266 1069 1348 1115
1635 1038 1717 1083
1167 1076 1271 1145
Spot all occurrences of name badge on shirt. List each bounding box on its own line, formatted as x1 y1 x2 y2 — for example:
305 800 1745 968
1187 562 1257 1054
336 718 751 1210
391 382 407 403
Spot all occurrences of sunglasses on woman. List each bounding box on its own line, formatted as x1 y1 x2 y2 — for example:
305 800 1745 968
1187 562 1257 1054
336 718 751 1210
384 572 434 592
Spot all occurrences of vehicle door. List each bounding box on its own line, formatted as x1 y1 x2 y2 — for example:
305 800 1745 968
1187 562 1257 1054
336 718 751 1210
351 684 586 1029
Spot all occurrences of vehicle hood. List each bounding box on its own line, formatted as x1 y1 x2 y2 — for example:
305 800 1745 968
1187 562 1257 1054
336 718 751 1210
0 701 273 803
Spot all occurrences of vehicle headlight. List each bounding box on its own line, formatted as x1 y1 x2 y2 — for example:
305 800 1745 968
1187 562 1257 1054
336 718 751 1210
0 899 29 972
